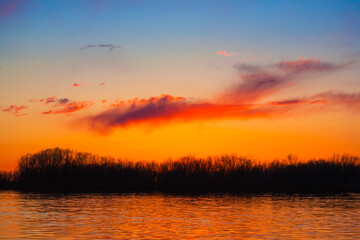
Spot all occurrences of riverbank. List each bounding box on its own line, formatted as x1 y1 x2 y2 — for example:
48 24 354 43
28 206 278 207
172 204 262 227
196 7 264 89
1 148 360 193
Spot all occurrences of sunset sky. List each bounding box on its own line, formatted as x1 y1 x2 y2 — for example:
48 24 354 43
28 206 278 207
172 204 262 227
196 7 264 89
1 0 360 170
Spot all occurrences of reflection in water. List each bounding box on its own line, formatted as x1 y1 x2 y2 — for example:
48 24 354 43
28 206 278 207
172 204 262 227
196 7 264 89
0 191 359 239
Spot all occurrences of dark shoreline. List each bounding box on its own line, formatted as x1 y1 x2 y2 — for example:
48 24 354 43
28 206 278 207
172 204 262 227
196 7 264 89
1 148 360 193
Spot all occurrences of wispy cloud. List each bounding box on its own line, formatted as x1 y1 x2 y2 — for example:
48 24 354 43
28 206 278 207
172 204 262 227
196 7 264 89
1 105 27 116
269 99 307 106
29 96 93 115
220 57 347 104
80 95 251 134
311 91 360 111
66 57 358 133
245 91 360 118
73 83 82 87
30 96 70 105
277 57 345 72
42 100 94 115
38 96 57 104
80 89 360 135
81 44 122 51
0 0 19 16
216 51 237 56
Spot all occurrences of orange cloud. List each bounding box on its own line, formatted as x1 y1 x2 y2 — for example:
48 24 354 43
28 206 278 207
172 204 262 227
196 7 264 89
28 96 93 115
39 96 57 104
216 51 237 56
79 88 360 135
277 57 344 72
270 99 307 106
101 99 108 108
42 100 94 115
107 95 186 108
311 91 360 111
73 83 82 87
81 95 253 134
1 105 27 116
80 56 358 134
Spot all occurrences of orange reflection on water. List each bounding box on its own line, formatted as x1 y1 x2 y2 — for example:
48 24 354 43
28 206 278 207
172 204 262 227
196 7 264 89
0 191 360 239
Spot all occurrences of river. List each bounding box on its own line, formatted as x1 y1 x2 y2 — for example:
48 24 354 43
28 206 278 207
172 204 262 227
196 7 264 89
0 191 359 239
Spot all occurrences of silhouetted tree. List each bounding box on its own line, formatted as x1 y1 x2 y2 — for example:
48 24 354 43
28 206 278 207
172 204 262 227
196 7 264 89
0 148 358 193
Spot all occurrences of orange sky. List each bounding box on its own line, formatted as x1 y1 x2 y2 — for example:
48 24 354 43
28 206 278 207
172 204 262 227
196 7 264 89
1 1 360 170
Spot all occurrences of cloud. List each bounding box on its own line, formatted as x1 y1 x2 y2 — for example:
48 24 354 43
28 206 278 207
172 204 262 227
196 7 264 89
39 96 56 104
75 57 359 134
107 95 186 108
248 91 360 118
58 98 70 104
0 0 19 16
79 90 360 135
42 100 94 115
216 51 237 56
108 98 125 108
221 57 346 104
81 44 122 51
101 99 107 108
311 91 360 112
278 58 345 73
35 97 70 106
1 105 27 116
73 83 82 87
80 95 252 134
219 72 288 104
100 82 106 86
269 99 307 106
29 96 93 115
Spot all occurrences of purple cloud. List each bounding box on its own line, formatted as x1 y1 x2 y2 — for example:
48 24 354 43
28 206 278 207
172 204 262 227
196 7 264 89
81 44 122 51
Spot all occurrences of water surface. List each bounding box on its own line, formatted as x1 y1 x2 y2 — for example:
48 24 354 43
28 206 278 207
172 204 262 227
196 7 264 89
0 191 359 239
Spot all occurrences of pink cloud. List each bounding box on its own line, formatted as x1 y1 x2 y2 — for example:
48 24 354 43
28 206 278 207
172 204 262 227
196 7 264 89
81 44 122 51
0 0 19 16
100 82 106 86
79 89 360 135
69 57 360 134
216 51 237 56
269 99 307 106
80 95 252 134
1 105 27 116
222 58 347 105
39 96 57 104
101 99 108 108
311 91 360 111
30 96 93 115
73 83 83 87
42 100 94 115
277 57 341 72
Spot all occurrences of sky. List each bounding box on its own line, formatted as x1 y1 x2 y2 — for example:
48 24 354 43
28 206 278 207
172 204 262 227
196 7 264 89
1 0 360 170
